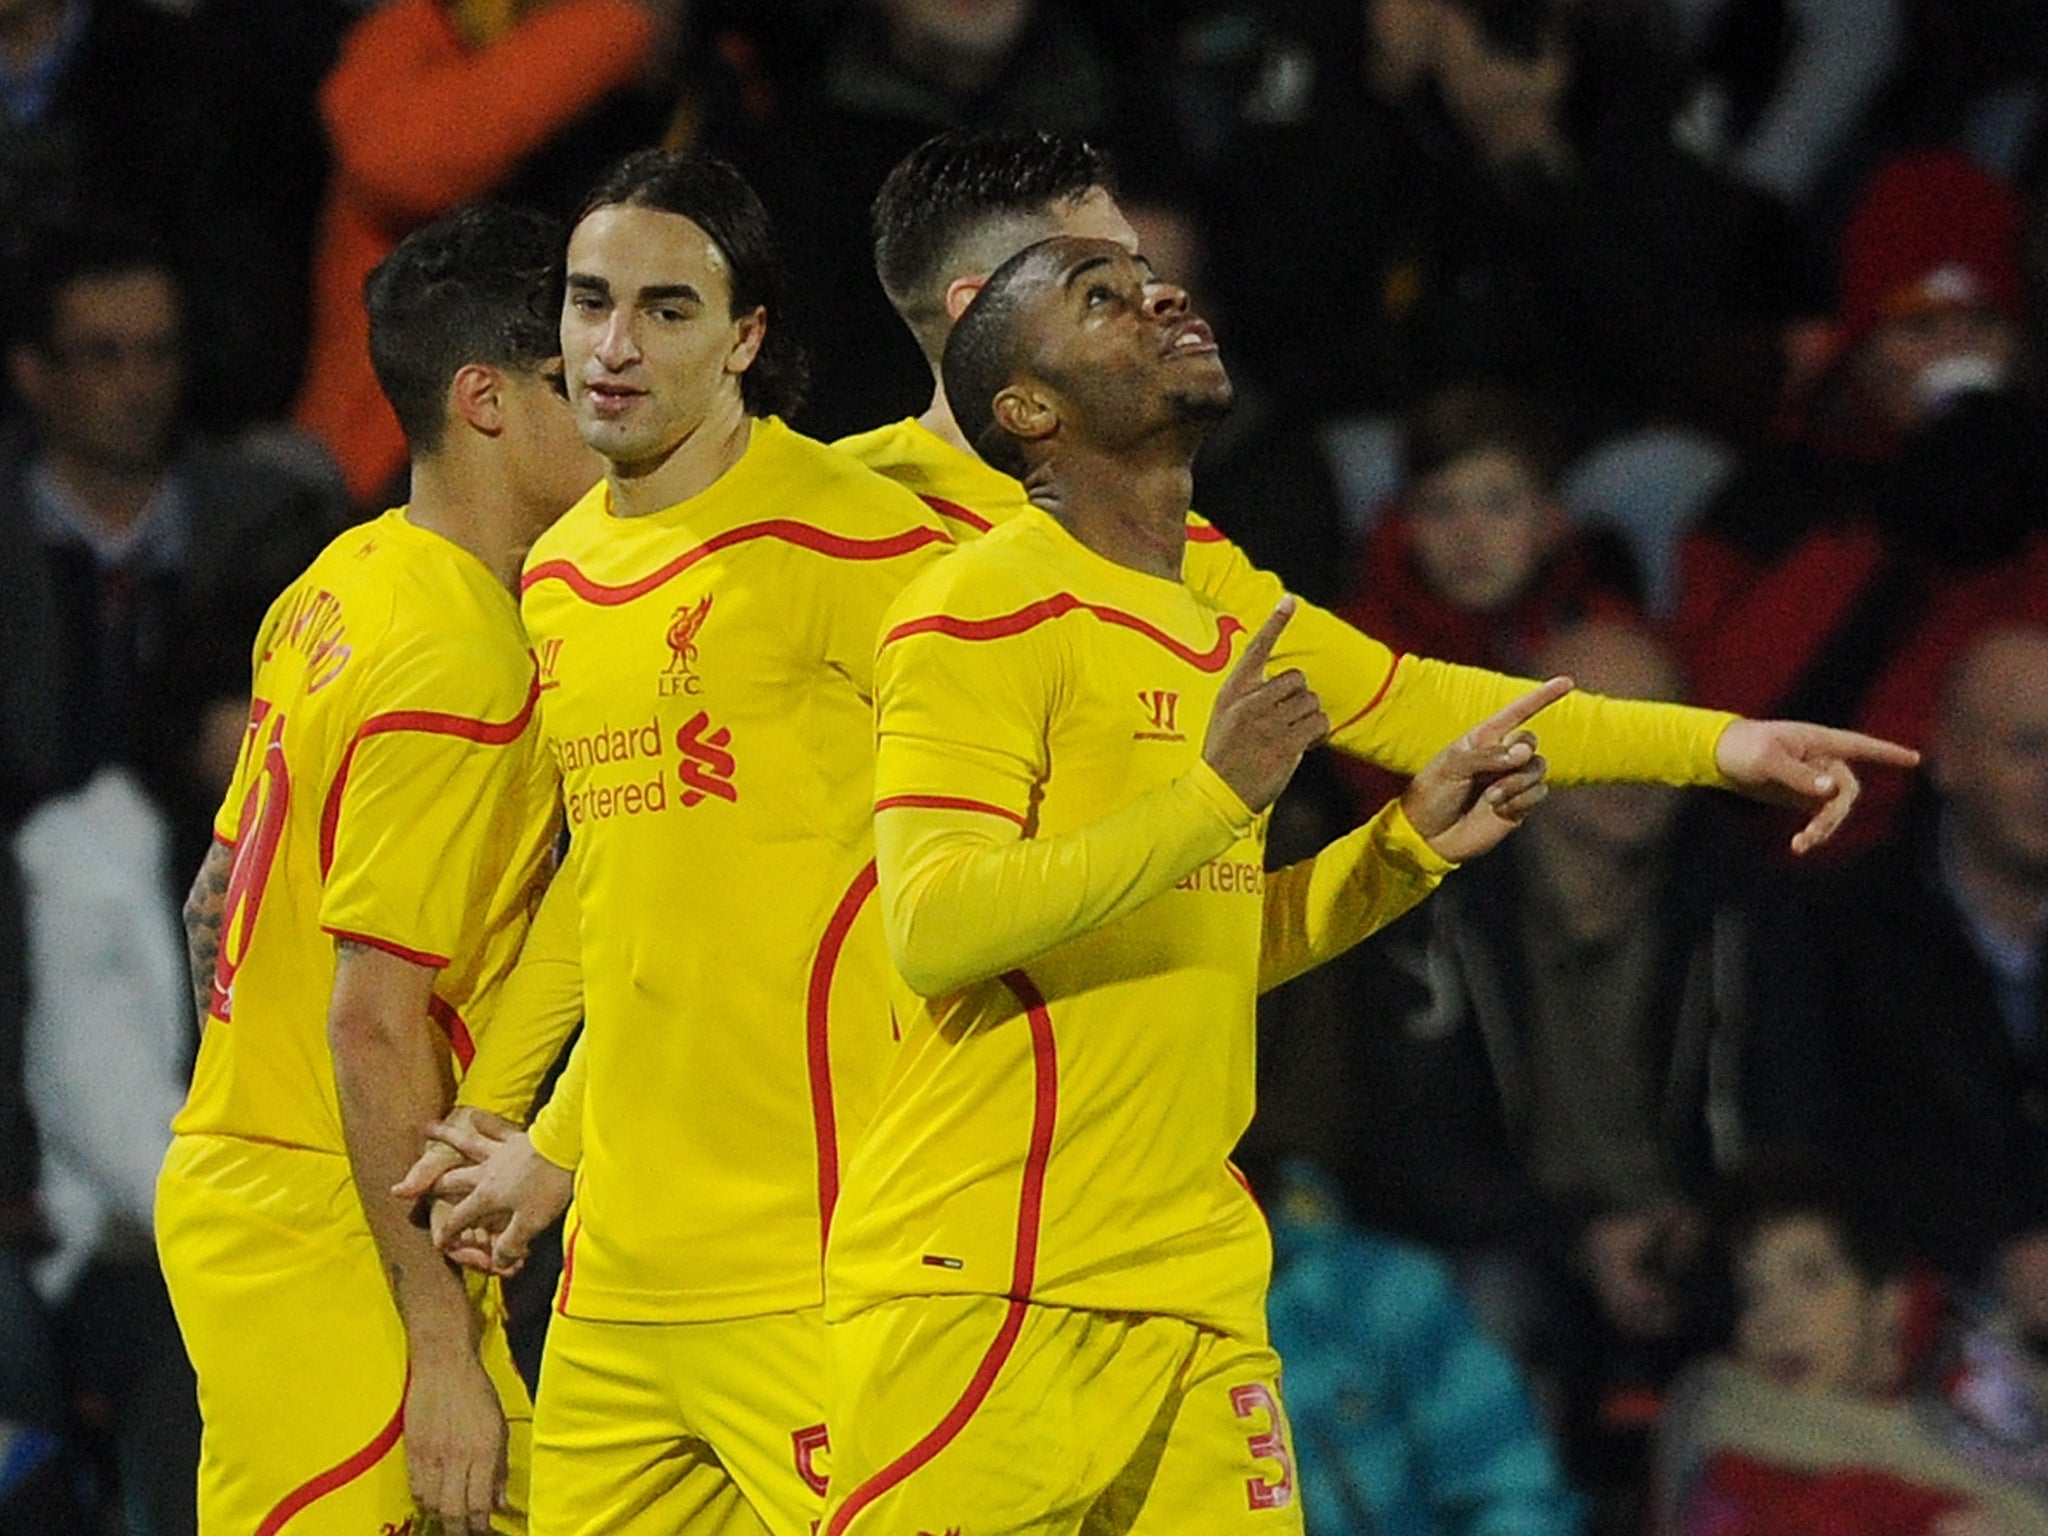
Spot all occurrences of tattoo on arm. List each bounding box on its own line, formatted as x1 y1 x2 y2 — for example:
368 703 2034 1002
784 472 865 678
183 840 233 1032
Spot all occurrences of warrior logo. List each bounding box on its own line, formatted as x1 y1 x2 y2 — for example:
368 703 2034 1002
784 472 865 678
535 636 564 691
675 710 738 806
661 594 713 696
1134 688 1184 742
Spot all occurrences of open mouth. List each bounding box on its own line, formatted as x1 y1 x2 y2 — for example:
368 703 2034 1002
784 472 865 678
1163 318 1217 357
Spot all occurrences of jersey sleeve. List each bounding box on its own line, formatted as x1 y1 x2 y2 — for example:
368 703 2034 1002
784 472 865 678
454 850 583 1124
1258 798 1453 994
1339 654 1739 788
318 632 540 967
873 610 1254 998
526 1029 586 1170
1182 526 1737 787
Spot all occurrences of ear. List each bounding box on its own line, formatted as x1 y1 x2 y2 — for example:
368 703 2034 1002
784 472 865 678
725 306 767 379
448 362 505 436
943 275 988 325
8 344 45 410
992 378 1058 452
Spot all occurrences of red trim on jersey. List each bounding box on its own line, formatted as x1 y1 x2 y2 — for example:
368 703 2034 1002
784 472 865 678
318 677 541 880
427 994 476 1071
882 596 1245 674
820 968 1058 1535
555 1210 581 1316
323 928 451 970
1329 652 1405 739
919 494 993 534
1185 520 1226 543
806 861 877 1251
253 1379 406 1536
522 520 952 606
822 1297 1028 1536
874 794 1028 829
1001 969 1059 1297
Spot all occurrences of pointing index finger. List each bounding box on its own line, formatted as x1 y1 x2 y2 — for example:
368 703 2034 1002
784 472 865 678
1229 597 1298 686
1468 675 1574 746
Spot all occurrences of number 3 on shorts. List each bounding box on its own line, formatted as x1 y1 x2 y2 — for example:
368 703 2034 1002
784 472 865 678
1230 1382 1295 1511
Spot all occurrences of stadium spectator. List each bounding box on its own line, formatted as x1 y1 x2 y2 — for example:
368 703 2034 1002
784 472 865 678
294 0 675 508
1652 1156 2048 1535
1333 385 1641 819
1257 1157 1585 1536
1746 625 2048 1335
2 225 335 872
1674 146 2048 857
17 767 197 1536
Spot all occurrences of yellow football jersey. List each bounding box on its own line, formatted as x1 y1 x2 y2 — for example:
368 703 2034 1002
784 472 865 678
827 508 1460 1342
173 508 559 1154
519 416 953 1323
834 417 1740 786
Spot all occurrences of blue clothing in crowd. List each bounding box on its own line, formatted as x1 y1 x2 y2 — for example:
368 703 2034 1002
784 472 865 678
1266 1163 1585 1536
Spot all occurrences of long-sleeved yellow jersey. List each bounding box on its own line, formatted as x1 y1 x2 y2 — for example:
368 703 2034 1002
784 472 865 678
515 416 951 1322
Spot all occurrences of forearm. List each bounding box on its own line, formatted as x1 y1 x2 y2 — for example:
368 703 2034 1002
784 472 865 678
1340 655 1736 788
454 863 582 1125
182 837 233 1033
524 1031 586 1171
329 947 477 1359
878 761 1253 998
1258 799 1454 994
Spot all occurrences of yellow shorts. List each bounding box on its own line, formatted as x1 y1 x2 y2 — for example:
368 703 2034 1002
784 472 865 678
156 1133 532 1535
822 1295 1303 1536
531 1305 833 1536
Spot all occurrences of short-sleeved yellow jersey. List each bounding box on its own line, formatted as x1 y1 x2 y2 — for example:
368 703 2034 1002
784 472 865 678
173 508 559 1154
828 509 1460 1343
519 416 952 1323
834 417 1740 787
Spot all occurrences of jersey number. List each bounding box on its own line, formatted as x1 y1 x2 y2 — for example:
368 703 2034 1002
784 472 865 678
1231 1381 1296 1511
211 701 292 1021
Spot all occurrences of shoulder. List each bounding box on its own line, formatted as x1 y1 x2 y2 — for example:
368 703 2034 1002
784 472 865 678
756 419 949 536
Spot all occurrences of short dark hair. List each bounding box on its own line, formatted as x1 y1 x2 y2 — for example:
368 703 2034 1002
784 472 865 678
577 148 807 419
873 129 1115 340
15 221 180 353
1403 383 1567 489
365 202 564 456
940 240 1055 479
1714 1152 1910 1288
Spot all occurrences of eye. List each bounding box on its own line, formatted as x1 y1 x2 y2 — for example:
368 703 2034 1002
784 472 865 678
569 293 605 315
1085 283 1123 309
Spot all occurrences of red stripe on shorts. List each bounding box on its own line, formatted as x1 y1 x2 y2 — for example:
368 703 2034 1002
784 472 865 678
822 969 1059 1535
253 1380 406 1535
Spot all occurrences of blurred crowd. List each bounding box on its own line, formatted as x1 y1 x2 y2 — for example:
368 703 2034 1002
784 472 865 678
3 0 2048 1531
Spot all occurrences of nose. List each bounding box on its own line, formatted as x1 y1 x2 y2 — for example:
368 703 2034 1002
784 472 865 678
594 309 640 371
1145 280 1189 320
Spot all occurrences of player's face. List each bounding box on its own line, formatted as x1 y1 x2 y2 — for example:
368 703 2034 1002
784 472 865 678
502 360 604 530
1024 239 1233 445
561 204 763 474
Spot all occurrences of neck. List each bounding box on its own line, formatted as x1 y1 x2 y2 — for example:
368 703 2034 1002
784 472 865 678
1947 819 2048 950
45 448 162 541
1026 438 1194 582
406 453 528 590
0 0 66 73
916 379 971 456
608 397 752 519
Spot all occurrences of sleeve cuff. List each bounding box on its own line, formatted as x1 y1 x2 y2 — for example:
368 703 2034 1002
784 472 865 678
1375 798 1459 878
1182 757 1258 838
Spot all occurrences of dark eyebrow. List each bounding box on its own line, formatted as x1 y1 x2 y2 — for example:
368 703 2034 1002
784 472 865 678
1061 254 1117 290
637 284 703 306
565 273 608 295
